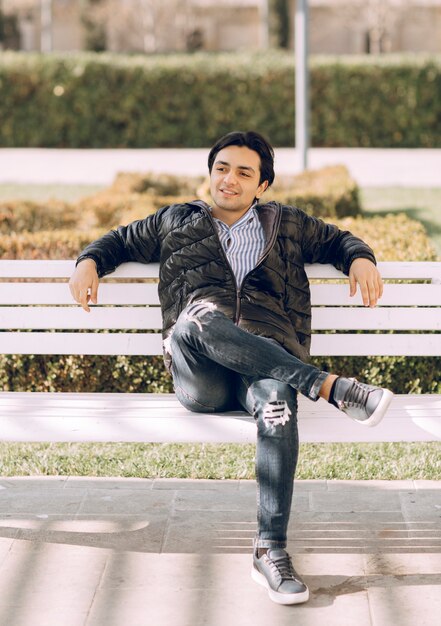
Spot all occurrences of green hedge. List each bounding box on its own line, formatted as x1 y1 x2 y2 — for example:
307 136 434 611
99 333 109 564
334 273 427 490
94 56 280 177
1 353 439 395
0 51 440 148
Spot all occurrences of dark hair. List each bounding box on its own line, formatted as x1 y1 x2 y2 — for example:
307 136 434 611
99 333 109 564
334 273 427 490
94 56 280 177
208 131 275 187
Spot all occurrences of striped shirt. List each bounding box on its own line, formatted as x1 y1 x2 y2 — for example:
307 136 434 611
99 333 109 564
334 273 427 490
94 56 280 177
212 205 266 287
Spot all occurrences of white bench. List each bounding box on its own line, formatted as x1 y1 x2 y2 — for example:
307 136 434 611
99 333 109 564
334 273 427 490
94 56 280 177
0 260 440 443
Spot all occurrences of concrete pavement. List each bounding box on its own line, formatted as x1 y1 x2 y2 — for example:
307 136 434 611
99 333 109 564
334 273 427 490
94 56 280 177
0 477 439 626
1 148 441 187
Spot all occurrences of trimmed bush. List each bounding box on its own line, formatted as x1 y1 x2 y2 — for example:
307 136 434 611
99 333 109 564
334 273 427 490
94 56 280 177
1 353 438 395
327 214 438 262
7 166 360 229
0 228 106 259
271 165 361 217
79 171 203 228
0 212 435 262
0 51 440 148
0 354 173 394
0 198 86 233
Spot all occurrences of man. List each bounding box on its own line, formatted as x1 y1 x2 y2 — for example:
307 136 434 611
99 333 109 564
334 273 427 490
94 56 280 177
69 130 393 606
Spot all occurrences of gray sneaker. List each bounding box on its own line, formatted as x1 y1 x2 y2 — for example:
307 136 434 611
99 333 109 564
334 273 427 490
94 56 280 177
333 377 393 427
252 548 309 605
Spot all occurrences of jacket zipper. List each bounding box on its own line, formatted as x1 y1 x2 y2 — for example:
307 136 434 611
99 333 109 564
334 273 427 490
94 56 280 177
202 206 241 321
201 203 282 325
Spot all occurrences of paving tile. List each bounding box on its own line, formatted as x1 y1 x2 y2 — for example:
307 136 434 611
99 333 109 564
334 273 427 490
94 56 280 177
174 488 257 512
0 541 107 591
0 537 14 566
326 480 415 491
294 480 328 492
286 510 439 554
77 487 174 515
0 515 146 533
310 490 402 513
65 477 154 491
368 583 441 626
97 552 247 589
291 510 405 526
0 606 89 626
0 489 85 516
162 509 256 553
292 552 367 576
414 480 441 491
89 553 372 626
238 480 257 494
2 514 165 554
89 585 373 626
174 487 309 514
0 542 106 626
400 490 441 522
365 553 441 576
153 478 240 491
0 477 68 490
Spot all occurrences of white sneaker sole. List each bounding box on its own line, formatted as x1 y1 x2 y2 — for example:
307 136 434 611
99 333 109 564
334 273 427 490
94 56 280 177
358 388 394 427
251 567 310 605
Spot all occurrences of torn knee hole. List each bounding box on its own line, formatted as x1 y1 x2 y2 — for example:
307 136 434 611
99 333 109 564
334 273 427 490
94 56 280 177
261 390 292 427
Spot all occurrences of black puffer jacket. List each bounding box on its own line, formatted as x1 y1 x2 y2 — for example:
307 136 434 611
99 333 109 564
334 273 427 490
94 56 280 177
77 200 376 369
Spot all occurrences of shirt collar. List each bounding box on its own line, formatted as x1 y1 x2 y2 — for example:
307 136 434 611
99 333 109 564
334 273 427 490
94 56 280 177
210 203 258 229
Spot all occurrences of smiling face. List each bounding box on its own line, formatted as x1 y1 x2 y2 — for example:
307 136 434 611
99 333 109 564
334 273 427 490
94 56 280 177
209 145 269 225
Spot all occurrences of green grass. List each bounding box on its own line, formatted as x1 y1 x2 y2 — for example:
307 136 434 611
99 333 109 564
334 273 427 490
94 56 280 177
0 442 439 480
360 186 441 258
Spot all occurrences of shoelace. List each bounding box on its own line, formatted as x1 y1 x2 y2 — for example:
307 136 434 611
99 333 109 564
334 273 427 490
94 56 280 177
342 379 370 408
267 554 298 581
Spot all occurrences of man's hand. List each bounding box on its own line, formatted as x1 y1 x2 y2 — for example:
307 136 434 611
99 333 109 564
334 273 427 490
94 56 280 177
349 258 383 308
69 258 99 312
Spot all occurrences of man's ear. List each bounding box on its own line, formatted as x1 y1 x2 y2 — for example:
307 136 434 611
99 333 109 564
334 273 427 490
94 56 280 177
256 180 269 199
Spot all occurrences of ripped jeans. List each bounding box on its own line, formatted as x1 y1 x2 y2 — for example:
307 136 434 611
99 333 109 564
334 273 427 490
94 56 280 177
169 302 329 550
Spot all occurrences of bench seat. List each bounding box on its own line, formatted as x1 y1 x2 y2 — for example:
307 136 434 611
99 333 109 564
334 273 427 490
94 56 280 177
0 391 439 443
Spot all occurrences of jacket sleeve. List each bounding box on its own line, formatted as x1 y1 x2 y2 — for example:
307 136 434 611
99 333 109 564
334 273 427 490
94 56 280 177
299 212 376 275
76 208 165 278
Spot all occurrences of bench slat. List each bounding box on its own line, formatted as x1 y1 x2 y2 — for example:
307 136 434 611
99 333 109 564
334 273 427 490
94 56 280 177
311 284 441 306
0 283 161 305
310 333 441 356
0 332 163 355
0 283 439 307
1 331 439 355
0 392 438 443
1 260 440 280
0 306 439 331
0 307 162 329
312 307 441 330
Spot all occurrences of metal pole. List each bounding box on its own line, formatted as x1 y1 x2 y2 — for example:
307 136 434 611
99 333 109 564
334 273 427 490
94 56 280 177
40 0 53 53
259 0 270 50
295 0 309 170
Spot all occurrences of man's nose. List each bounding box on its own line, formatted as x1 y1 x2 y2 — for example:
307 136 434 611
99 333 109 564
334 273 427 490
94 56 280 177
224 171 237 185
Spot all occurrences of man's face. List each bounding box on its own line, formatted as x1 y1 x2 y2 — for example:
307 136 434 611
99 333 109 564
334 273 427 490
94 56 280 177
209 145 269 224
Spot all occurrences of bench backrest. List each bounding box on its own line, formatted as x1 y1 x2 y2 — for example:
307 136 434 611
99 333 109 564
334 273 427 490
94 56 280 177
0 260 440 357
